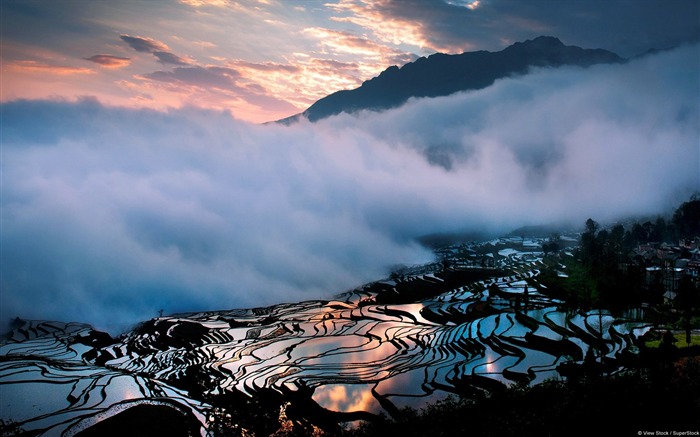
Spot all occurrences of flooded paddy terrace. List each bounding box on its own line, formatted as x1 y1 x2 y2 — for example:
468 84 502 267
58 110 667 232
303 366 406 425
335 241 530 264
0 237 651 435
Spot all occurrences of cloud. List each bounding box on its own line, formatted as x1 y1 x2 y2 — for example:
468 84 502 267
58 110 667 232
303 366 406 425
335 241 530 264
140 66 239 88
7 60 94 75
179 0 230 7
116 34 308 118
294 27 418 103
129 63 299 122
1 46 697 333
327 0 446 52
225 57 362 110
83 55 132 68
323 0 700 57
115 31 301 117
153 51 191 65
120 34 170 53
229 60 300 74
120 34 190 65
303 27 412 60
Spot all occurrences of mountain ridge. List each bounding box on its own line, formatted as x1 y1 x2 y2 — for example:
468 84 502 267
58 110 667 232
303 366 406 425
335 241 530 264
278 36 623 123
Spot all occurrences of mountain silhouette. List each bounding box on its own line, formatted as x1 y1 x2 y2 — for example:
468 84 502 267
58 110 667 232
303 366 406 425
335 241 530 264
279 36 623 123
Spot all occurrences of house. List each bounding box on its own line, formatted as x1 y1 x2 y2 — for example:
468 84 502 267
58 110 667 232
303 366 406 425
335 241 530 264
687 259 700 278
680 237 700 251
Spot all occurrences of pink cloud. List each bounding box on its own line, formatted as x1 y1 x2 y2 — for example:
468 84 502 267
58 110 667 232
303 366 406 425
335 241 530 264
228 60 300 73
139 66 239 89
83 55 132 68
325 0 472 53
325 0 437 51
304 27 397 57
8 60 94 75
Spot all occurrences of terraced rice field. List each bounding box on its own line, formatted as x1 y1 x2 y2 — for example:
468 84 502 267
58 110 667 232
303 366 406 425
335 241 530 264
0 238 651 435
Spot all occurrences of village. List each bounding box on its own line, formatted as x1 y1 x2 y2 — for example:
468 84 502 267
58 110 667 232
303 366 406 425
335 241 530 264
635 237 700 306
406 215 700 320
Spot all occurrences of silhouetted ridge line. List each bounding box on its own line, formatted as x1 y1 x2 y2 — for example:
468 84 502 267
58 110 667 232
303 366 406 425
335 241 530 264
278 36 623 123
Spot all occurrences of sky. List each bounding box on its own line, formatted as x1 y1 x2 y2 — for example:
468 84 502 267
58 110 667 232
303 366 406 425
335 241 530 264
1 0 699 123
1 1 699 333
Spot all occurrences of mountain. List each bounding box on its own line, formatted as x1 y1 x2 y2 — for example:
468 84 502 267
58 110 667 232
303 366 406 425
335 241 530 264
279 36 623 123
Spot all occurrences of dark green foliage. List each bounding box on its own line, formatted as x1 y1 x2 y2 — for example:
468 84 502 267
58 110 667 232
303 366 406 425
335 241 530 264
538 196 700 312
677 276 700 346
338 356 700 437
206 390 288 437
673 196 700 239
538 259 597 309
541 233 561 256
539 218 644 311
624 217 679 247
677 275 700 312
74 404 200 437
0 420 33 437
563 205 700 311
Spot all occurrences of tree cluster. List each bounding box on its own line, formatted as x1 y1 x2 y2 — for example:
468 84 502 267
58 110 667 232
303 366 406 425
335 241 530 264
574 218 643 309
541 196 700 311
339 355 700 437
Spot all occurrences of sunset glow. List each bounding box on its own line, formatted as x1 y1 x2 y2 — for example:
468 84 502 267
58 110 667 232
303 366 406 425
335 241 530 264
3 0 697 123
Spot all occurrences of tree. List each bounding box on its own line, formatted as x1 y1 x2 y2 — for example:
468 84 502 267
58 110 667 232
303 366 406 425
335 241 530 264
672 196 700 239
630 222 648 245
542 233 561 256
585 218 599 235
676 275 699 345
652 217 669 242
642 221 655 242
580 219 599 265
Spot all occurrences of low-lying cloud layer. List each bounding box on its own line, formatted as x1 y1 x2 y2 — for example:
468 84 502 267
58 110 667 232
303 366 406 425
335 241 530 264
2 45 698 333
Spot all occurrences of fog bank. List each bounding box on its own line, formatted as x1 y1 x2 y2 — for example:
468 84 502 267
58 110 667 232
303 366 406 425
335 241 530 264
2 45 698 333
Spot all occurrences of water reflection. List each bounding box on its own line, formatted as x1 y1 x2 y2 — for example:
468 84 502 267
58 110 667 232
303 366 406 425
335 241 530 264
312 384 381 413
1 240 653 434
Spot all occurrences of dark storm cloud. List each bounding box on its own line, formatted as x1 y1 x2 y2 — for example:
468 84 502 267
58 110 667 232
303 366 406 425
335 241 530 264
346 0 700 57
2 46 697 333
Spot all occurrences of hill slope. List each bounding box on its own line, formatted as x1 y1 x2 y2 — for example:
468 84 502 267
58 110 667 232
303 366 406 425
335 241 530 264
280 36 623 123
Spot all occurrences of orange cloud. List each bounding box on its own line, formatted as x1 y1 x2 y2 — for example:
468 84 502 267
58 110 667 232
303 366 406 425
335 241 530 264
179 0 230 6
8 60 94 75
326 0 464 53
83 55 131 69
138 66 239 89
221 36 416 116
230 60 300 74
129 63 300 122
227 56 365 111
312 384 381 413
304 27 394 57
325 0 431 50
302 27 417 73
